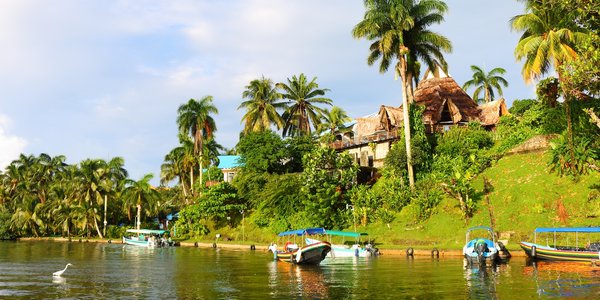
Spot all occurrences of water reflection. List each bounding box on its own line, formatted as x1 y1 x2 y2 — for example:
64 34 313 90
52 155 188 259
524 260 600 297
268 261 329 298
464 264 499 299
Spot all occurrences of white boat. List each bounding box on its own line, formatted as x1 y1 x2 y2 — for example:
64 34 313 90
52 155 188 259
122 229 172 248
306 230 378 258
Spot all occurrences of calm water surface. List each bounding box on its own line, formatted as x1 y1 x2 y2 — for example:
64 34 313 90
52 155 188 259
1 241 599 299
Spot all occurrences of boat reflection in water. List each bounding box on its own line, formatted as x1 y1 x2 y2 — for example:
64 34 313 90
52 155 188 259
523 260 600 297
267 261 328 298
464 261 511 300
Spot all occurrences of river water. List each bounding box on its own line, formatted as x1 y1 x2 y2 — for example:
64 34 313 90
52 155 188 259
1 241 599 299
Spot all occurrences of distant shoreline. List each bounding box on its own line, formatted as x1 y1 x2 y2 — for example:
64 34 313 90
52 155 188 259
16 237 527 257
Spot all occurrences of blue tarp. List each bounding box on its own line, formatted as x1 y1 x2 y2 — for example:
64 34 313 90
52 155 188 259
278 228 326 237
535 227 600 233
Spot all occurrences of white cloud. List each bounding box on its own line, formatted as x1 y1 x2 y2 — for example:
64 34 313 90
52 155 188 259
0 115 27 170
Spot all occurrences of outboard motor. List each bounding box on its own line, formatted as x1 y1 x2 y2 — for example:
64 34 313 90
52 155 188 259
365 243 380 256
475 239 488 264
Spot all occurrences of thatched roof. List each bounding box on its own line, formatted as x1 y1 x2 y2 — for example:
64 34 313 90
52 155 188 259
479 98 510 126
378 105 404 131
354 116 380 137
413 68 481 125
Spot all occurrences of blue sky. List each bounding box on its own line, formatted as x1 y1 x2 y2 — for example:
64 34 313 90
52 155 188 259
0 0 532 182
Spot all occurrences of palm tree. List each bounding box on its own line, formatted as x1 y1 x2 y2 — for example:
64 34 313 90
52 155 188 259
177 96 218 191
74 159 108 238
122 174 160 230
98 157 127 237
353 0 451 189
239 76 285 133
401 0 452 100
511 1 588 171
317 106 352 142
202 138 225 168
277 73 333 137
462 65 509 103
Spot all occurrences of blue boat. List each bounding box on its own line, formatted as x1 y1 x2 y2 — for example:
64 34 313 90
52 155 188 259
122 229 172 248
462 226 500 266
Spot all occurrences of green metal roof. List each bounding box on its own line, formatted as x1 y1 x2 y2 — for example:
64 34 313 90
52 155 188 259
325 230 368 238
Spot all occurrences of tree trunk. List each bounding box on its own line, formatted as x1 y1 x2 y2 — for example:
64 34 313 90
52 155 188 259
93 212 103 239
180 177 188 204
399 57 415 190
189 166 194 197
199 158 204 192
136 204 141 230
103 194 107 237
558 69 576 174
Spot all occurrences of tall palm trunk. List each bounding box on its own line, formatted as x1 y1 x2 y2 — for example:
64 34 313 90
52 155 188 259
93 214 103 239
557 68 576 173
189 166 194 197
399 55 415 190
180 177 188 204
136 203 141 230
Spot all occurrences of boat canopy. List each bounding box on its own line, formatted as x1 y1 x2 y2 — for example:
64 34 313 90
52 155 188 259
278 228 325 237
535 227 600 233
325 230 368 238
466 226 494 233
126 229 169 235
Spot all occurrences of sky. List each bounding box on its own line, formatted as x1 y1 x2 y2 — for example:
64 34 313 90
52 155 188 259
0 0 533 183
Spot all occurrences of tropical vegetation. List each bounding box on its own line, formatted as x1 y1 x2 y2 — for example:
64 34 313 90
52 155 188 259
0 0 597 248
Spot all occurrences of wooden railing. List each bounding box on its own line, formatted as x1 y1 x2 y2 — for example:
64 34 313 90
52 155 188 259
330 130 400 150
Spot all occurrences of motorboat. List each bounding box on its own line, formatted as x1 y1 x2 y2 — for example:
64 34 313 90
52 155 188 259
520 227 600 262
463 226 501 266
122 229 172 248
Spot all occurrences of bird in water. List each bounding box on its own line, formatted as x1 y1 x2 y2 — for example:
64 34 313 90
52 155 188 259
53 263 73 277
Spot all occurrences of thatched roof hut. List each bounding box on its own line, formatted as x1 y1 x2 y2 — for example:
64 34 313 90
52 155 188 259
378 105 404 131
413 67 481 126
354 115 380 137
479 98 510 126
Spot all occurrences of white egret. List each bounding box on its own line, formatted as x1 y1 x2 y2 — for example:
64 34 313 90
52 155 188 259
53 263 73 277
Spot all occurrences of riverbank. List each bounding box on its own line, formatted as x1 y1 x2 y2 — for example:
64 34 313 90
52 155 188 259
17 237 527 257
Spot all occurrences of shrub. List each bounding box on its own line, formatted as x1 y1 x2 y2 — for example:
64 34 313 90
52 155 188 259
411 179 444 221
106 225 127 239
549 133 599 177
0 207 16 240
509 99 537 116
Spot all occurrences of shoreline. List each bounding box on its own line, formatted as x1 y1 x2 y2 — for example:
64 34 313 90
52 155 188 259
16 237 527 257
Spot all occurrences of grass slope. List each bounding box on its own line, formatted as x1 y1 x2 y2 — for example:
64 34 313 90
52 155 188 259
363 151 599 250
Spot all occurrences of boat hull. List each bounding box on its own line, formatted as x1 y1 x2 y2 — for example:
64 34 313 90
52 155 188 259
305 237 373 258
123 237 151 247
463 238 500 265
520 242 600 262
276 242 331 265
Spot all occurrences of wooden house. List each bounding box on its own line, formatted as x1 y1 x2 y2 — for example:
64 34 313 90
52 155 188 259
332 65 509 168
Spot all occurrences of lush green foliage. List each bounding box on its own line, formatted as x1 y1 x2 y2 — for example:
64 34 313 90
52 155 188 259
301 146 358 228
384 105 433 181
237 131 287 173
509 99 537 116
204 166 224 183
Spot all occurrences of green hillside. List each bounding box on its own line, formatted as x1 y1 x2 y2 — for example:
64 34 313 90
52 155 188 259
358 150 600 250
